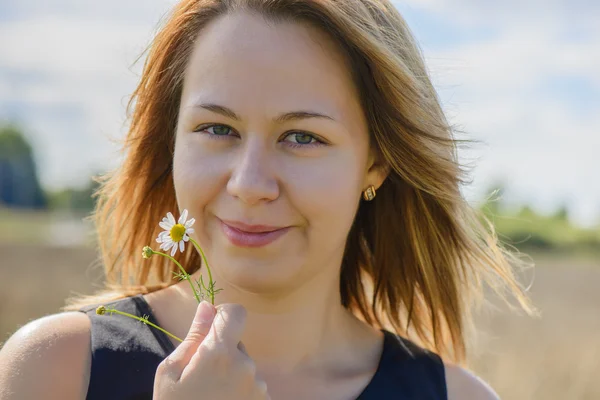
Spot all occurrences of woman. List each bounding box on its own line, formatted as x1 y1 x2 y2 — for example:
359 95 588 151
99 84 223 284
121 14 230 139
0 0 535 398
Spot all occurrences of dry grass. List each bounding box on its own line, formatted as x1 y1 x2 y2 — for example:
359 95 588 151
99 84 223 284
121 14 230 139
469 254 600 399
0 243 598 399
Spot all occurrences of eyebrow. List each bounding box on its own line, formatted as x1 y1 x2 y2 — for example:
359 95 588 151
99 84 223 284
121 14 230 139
189 102 336 123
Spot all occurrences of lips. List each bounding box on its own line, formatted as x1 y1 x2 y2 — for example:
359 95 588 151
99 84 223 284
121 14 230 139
219 219 290 248
220 219 284 233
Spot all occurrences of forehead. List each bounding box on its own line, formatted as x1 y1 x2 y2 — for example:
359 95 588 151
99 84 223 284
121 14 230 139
180 11 362 121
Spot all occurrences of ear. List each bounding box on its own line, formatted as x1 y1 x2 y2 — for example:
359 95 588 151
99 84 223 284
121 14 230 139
364 150 390 192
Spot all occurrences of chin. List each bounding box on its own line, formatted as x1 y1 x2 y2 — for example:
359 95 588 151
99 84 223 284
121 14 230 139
217 256 302 294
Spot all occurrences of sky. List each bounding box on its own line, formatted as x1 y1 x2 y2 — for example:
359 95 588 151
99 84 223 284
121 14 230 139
0 0 598 226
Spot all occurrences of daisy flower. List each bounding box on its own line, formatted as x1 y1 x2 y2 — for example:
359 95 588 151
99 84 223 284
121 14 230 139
156 209 195 256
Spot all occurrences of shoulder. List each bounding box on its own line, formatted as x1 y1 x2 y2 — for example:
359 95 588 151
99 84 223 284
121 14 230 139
443 362 500 400
0 311 92 400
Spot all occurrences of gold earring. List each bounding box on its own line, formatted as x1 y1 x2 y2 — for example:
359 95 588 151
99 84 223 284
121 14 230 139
362 185 376 201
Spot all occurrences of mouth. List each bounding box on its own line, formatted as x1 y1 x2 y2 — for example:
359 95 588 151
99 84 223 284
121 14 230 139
218 219 291 248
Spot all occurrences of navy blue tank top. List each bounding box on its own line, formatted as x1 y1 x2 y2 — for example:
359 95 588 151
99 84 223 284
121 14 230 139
78 295 447 399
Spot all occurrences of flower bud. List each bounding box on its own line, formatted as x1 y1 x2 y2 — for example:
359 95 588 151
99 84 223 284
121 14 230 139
142 246 154 259
96 305 107 315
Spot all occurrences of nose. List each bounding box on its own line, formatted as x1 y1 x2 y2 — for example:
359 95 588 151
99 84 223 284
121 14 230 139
226 138 279 205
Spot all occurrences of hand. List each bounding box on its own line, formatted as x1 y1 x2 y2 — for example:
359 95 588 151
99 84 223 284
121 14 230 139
153 301 270 400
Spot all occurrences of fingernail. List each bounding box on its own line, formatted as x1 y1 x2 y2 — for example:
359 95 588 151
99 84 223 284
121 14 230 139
197 301 215 323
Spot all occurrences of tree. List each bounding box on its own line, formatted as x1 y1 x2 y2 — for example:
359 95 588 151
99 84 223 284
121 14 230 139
552 203 569 222
47 177 101 212
0 124 47 209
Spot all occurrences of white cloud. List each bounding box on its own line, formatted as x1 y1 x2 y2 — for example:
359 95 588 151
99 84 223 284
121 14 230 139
0 16 152 76
2 0 175 23
399 0 600 30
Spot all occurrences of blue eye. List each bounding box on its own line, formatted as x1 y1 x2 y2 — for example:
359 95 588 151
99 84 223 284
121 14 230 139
194 124 325 148
282 132 325 148
200 124 232 136
283 132 316 145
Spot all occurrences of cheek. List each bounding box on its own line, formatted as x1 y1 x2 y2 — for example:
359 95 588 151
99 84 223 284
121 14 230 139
282 151 364 234
172 140 224 209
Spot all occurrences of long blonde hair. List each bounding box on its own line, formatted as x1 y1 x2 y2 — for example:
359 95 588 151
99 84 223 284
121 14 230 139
64 0 536 365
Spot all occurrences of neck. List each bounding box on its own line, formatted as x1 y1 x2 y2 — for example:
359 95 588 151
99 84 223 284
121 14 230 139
169 260 366 375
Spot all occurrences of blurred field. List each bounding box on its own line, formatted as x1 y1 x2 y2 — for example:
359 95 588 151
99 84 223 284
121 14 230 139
1 231 599 399
469 254 600 400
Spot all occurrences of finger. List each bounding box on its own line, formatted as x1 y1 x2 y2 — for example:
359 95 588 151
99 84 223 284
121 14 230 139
163 300 216 375
202 303 247 349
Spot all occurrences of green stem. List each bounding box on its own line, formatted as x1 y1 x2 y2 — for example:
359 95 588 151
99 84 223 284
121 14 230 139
152 250 201 304
189 237 215 305
103 307 182 343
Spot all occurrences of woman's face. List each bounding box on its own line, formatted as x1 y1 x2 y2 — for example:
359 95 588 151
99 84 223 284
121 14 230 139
173 11 386 293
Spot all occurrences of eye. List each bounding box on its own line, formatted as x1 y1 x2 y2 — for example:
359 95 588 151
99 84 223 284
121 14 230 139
281 132 324 148
194 124 234 137
193 124 325 148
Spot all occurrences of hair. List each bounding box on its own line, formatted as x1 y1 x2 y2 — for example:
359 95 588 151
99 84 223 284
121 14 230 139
63 0 537 365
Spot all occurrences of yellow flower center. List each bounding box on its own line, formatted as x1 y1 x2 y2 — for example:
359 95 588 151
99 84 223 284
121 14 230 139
170 224 186 242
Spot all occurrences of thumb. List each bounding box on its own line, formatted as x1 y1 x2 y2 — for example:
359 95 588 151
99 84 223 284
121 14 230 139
164 300 216 374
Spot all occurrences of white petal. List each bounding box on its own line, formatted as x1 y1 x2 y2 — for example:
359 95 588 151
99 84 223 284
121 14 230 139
185 218 196 228
167 212 176 225
161 241 173 250
159 221 172 230
178 209 188 225
170 243 178 256
158 231 170 238
179 241 185 253
187 228 195 234
183 234 189 242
